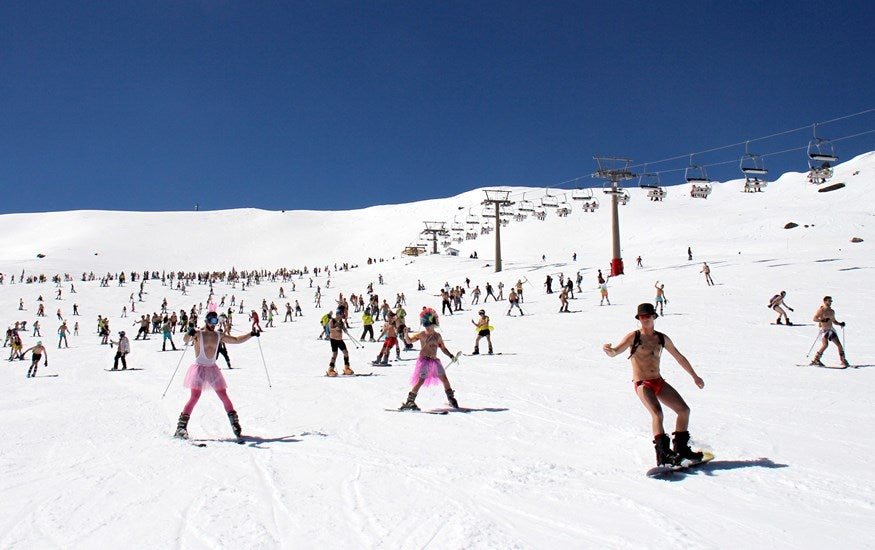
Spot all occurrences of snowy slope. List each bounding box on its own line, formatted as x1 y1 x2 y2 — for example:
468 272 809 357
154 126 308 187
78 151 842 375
0 154 873 549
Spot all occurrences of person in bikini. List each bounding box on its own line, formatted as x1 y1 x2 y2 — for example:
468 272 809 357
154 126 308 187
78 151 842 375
173 308 259 440
603 303 705 466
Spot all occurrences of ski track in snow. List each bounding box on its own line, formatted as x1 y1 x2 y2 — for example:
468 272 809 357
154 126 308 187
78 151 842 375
1 154 874 547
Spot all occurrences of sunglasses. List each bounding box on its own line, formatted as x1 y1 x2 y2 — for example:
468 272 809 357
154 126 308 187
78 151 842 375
206 317 219 325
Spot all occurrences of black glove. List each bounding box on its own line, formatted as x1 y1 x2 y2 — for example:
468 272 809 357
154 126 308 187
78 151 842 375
250 329 261 337
839 321 846 327
187 328 196 336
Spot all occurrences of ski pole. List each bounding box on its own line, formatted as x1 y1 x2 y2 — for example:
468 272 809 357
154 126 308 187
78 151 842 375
806 330 822 357
255 335 272 389
161 341 190 398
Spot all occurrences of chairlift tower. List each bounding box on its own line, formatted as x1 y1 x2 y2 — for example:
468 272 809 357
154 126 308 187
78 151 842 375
593 157 636 276
482 190 514 272
421 221 450 255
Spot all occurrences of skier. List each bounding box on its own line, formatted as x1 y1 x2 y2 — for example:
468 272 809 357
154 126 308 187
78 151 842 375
598 277 611 306
769 291 794 325
23 341 48 378
326 309 354 376
701 263 714 286
471 309 493 355
602 303 706 467
810 296 849 367
161 317 177 351
57 321 70 348
374 312 398 365
111 331 131 370
361 308 376 342
507 289 523 316
399 308 459 411
654 282 668 316
173 309 259 440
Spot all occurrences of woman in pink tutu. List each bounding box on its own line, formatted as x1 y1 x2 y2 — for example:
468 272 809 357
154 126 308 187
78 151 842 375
174 307 259 440
399 308 459 411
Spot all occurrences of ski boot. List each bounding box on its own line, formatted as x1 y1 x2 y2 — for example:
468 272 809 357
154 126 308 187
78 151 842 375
343 366 355 375
809 353 825 367
775 317 783 325
672 430 704 463
326 364 338 377
446 388 459 409
400 392 419 411
488 346 493 355
174 413 191 439
228 410 242 438
840 354 851 368
653 433 680 467
472 347 479 355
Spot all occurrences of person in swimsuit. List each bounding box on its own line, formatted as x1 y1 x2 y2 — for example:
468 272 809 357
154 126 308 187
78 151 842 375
810 296 849 367
654 281 667 316
603 303 705 466
23 341 48 378
472 310 493 354
400 308 458 410
173 309 259 440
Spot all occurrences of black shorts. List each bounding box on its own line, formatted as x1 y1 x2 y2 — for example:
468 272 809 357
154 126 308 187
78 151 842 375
330 338 347 353
478 329 491 337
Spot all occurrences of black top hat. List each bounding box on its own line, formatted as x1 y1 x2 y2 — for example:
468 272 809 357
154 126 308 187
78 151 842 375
635 303 658 319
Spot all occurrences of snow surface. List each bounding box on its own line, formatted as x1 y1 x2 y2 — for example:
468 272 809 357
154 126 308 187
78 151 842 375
1 154 874 549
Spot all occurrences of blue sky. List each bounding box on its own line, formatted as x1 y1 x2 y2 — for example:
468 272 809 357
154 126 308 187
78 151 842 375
1 1 873 213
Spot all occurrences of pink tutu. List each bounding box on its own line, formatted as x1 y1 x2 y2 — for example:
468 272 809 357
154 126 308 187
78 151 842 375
410 356 446 387
183 362 228 391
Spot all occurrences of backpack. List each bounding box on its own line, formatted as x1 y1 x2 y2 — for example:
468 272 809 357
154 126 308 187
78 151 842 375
630 330 665 358
320 314 330 327
768 294 781 308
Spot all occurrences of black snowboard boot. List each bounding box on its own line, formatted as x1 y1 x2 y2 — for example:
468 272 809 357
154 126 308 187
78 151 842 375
400 392 419 411
653 433 680 466
228 410 242 438
174 413 190 439
446 388 459 409
672 430 704 463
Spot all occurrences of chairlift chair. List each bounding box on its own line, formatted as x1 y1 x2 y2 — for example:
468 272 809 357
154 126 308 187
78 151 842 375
540 194 559 208
465 210 480 224
571 188 593 201
581 196 600 212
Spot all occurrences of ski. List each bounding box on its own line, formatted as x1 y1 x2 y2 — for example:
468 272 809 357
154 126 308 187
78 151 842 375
384 408 448 415
324 373 376 377
371 361 392 366
105 368 144 371
647 451 714 478
796 364 848 369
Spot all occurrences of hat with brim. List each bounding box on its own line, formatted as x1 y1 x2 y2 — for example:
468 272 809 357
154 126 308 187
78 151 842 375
635 303 658 319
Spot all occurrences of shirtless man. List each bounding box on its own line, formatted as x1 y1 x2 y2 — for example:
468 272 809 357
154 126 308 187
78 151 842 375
603 303 705 466
654 281 667 316
23 341 48 378
810 296 849 367
374 312 399 365
701 263 714 286
326 310 354 376
400 308 458 411
472 310 493 354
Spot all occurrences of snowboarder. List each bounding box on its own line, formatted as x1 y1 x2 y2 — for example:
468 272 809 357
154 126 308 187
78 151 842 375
602 303 706 466
23 341 47 378
810 296 849 367
769 291 794 325
471 310 493 354
173 309 259 439
400 308 459 410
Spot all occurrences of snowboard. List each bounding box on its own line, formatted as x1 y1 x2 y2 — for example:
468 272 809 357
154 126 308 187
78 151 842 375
646 451 714 478
384 408 449 415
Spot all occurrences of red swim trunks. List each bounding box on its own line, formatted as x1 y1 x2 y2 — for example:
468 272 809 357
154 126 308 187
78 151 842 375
634 377 665 395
